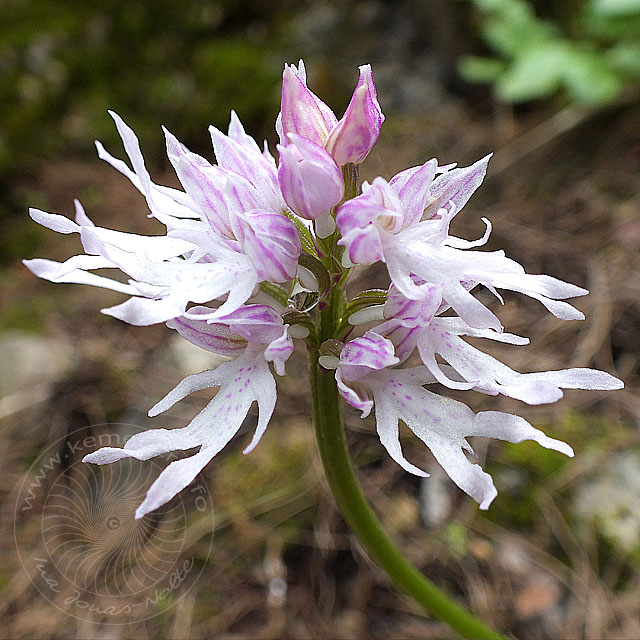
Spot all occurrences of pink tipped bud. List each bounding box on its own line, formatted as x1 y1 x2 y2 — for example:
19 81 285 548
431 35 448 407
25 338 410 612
325 65 384 166
278 134 344 220
278 61 338 148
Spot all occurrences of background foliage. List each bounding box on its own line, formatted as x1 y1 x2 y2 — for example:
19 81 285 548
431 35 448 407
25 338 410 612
461 0 640 104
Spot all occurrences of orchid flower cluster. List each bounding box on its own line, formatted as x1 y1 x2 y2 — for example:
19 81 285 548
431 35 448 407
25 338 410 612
25 61 622 520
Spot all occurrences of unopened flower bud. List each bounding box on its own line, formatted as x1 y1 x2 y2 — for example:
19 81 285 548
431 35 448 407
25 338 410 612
325 65 384 166
279 61 337 148
279 62 384 167
278 134 344 220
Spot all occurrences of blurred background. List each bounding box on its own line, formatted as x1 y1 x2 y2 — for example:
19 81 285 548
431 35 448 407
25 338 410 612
1 0 639 637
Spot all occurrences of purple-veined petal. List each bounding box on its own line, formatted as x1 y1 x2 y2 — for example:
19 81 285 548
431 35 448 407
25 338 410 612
336 368 375 418
325 64 385 166
337 220 385 265
264 325 294 376
383 237 589 329
389 159 438 228
279 60 338 148
416 327 563 402
85 344 277 517
374 284 443 362
164 127 236 239
384 243 504 330
167 310 247 357
149 343 277 455
372 318 420 364
361 178 405 230
232 209 301 282
412 317 621 404
338 331 399 383
227 110 263 153
217 304 287 344
383 283 443 327
337 177 434 266
210 113 284 212
424 154 492 220
335 186 396 265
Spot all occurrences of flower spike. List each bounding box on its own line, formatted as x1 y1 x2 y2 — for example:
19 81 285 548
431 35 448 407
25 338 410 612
24 60 621 524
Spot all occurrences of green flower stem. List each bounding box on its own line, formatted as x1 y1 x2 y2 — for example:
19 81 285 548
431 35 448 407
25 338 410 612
309 304 506 639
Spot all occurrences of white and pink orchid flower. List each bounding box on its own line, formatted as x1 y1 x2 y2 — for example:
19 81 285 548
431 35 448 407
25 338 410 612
337 155 588 332
375 285 622 404
25 112 301 325
332 332 575 510
83 305 293 518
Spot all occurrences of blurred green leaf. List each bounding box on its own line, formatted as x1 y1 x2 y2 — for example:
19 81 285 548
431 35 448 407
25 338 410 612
495 42 569 101
0 0 285 180
607 41 640 76
465 0 638 106
471 0 513 11
590 0 640 16
458 55 506 83
562 47 622 104
482 12 556 57
441 522 468 559
584 11 640 39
